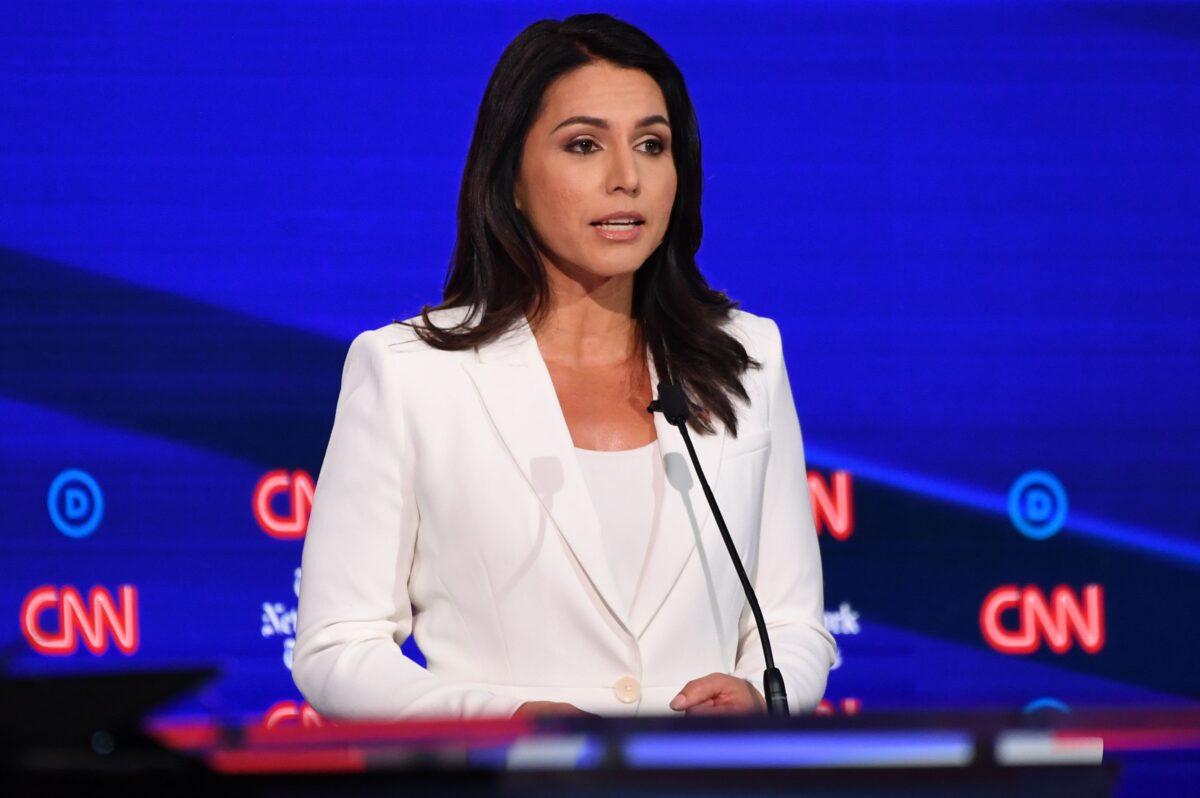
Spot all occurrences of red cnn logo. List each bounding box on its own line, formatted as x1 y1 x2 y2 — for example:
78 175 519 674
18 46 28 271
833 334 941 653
262 700 326 730
21 585 139 656
815 697 862 716
253 469 314 540
980 584 1105 655
809 470 853 540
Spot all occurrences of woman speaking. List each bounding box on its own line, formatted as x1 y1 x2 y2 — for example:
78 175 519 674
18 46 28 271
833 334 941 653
292 12 837 719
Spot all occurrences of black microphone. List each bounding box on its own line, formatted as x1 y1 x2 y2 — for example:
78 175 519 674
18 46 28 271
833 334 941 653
648 382 790 717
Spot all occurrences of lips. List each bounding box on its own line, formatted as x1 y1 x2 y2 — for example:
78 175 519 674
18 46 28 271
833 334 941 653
591 211 645 225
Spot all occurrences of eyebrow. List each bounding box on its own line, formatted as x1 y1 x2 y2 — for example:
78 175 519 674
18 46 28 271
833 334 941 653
551 114 671 133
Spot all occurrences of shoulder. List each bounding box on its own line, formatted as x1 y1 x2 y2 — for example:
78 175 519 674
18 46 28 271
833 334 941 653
347 305 478 360
725 308 791 426
334 306 482 395
724 307 784 366
717 308 788 427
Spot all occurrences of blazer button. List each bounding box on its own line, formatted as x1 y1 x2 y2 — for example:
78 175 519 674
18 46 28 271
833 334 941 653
613 675 641 704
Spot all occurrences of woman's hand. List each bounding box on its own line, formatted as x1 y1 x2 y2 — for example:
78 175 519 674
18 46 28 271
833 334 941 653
512 701 600 718
669 673 768 715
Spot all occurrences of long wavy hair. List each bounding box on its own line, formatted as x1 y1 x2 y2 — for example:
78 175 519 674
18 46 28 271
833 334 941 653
396 12 760 436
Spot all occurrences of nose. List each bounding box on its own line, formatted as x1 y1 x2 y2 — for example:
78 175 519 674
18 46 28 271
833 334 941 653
605 146 640 197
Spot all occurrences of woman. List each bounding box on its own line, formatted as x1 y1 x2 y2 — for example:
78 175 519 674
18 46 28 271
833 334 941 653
292 12 837 720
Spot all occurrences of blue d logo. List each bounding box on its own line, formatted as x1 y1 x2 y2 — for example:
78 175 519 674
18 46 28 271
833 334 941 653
1007 471 1067 540
1023 697 1070 714
48 468 104 539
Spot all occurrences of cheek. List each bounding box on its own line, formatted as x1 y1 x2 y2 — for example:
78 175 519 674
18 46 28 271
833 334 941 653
532 175 588 238
653 169 677 227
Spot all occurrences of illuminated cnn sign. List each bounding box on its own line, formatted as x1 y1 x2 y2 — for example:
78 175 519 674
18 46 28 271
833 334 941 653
815 697 861 716
262 700 326 730
980 584 1105 655
809 470 853 540
21 585 139 656
253 469 314 539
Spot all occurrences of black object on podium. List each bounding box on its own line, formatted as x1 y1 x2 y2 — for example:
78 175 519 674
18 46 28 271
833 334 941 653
649 380 790 716
0 666 216 790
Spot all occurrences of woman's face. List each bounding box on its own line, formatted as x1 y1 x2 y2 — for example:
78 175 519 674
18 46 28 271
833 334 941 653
514 60 677 289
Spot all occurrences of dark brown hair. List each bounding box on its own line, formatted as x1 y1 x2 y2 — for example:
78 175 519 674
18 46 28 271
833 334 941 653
395 12 760 436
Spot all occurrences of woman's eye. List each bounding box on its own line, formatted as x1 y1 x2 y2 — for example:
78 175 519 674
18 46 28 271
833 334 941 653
566 138 667 155
567 138 599 154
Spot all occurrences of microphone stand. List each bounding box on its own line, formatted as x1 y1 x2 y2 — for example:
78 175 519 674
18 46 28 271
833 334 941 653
648 382 790 717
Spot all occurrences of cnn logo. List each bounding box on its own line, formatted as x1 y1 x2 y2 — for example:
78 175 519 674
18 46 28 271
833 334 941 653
809 470 853 540
21 585 139 656
253 469 314 540
980 584 1105 655
263 700 326 730
815 697 862 716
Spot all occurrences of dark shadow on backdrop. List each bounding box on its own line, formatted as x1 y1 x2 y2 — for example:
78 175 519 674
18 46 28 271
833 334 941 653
1 247 348 472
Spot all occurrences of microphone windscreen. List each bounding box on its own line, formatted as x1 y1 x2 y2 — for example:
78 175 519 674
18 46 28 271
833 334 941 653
655 382 691 425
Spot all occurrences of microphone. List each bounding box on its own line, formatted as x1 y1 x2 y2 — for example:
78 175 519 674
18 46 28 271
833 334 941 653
648 382 790 717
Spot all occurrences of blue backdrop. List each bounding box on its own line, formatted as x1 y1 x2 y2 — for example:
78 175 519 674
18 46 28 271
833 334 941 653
2 0 1198 725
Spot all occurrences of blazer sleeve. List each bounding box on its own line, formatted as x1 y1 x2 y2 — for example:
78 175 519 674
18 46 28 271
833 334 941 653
732 316 839 713
292 329 526 720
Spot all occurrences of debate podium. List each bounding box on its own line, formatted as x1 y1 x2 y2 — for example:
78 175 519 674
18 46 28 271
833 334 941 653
9 669 1198 797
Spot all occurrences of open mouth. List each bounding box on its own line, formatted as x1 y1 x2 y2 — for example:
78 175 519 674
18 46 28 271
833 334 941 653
590 220 645 229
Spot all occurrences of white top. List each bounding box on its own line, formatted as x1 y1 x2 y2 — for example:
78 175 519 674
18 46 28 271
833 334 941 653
573 439 666 615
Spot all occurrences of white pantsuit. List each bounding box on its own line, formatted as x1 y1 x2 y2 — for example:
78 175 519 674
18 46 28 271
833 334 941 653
292 306 837 719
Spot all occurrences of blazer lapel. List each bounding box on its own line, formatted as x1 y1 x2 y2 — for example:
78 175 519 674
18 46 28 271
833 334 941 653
629 349 727 640
461 316 633 636
460 314 728 644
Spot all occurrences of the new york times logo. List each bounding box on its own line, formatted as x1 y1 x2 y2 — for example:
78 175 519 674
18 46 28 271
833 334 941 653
260 567 300 669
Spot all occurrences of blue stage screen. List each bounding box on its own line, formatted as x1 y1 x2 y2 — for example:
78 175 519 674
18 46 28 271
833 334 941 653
2 0 1198 725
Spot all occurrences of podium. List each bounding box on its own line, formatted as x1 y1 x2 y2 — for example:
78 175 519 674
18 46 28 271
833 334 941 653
6 669 1199 796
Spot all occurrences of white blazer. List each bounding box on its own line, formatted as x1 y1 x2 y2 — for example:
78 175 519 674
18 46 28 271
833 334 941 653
292 305 837 719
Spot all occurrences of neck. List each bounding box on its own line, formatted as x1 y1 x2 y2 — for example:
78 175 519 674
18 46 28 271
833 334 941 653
531 262 640 369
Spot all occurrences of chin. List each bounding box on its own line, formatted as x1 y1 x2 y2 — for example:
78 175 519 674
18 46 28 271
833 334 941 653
592 250 652 274
556 247 649 282
592 261 645 279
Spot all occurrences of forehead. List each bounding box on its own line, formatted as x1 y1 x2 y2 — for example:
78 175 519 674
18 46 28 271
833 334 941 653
538 61 667 123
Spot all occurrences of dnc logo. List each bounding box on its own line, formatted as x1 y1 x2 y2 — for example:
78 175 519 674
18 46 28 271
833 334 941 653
47 469 104 539
1007 471 1068 540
